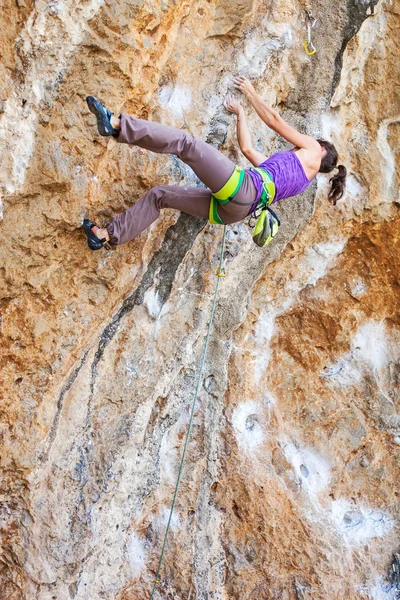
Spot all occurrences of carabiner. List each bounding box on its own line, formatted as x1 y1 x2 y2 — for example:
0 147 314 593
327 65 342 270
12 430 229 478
216 266 227 278
304 40 316 55
306 10 317 28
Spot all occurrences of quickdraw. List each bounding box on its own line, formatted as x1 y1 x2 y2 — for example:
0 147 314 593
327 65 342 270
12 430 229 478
304 10 317 56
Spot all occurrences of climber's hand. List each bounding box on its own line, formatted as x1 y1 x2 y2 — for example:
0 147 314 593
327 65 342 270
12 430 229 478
224 95 242 115
233 76 256 98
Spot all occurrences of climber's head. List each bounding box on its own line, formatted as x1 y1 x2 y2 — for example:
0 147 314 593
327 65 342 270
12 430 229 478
317 139 338 172
317 139 347 205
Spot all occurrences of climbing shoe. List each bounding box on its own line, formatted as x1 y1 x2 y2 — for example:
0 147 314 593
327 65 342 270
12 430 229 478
86 96 119 137
82 218 111 251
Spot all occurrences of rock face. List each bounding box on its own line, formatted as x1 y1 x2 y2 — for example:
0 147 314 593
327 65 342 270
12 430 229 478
0 0 399 598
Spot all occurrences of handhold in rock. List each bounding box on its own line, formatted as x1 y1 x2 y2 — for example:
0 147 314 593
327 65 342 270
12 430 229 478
300 464 309 478
343 510 364 527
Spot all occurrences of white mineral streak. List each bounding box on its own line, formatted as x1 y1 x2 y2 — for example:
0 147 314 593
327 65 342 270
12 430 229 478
143 285 163 319
158 84 192 117
153 507 181 533
236 22 293 79
359 578 399 600
341 173 368 215
323 322 400 408
352 321 389 372
376 117 400 202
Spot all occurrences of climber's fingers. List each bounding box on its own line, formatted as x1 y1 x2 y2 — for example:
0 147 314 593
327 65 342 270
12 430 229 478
233 76 255 97
224 94 241 114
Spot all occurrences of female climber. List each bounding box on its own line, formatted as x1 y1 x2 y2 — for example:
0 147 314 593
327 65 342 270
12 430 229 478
83 76 346 250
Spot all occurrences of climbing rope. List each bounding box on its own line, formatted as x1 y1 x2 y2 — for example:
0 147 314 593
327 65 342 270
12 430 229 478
149 225 228 600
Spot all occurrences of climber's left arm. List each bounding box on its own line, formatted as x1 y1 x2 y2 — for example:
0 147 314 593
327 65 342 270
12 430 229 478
224 95 268 167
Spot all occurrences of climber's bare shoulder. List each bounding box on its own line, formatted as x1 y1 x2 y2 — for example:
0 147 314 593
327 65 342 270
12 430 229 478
293 145 321 180
270 118 321 178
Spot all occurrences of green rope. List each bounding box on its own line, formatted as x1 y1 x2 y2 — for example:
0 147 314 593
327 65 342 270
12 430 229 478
150 225 227 599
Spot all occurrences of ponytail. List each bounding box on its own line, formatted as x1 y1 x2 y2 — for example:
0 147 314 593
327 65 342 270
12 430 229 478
328 165 347 205
317 140 347 205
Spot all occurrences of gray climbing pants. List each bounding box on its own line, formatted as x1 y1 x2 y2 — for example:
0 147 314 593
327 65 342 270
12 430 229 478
106 114 258 245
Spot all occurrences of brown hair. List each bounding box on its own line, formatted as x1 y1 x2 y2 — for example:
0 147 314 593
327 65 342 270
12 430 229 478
317 139 347 205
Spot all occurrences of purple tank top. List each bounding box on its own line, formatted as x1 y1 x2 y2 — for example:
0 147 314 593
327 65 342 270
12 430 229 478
247 150 314 211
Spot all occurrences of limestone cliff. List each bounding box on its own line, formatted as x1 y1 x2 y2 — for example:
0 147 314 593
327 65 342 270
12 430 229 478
0 0 399 598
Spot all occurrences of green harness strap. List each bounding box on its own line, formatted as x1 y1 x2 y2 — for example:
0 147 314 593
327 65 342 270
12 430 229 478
250 169 279 247
252 167 276 207
209 166 276 225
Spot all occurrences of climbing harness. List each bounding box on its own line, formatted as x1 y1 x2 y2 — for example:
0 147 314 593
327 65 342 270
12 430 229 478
149 226 228 600
304 10 317 56
209 165 280 247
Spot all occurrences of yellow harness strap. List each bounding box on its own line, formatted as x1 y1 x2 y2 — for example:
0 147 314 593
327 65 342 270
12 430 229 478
209 166 244 225
212 166 243 202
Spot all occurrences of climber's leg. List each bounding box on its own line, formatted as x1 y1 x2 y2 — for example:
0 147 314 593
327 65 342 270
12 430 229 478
86 98 254 203
105 185 211 246
86 98 235 191
84 174 256 249
117 114 238 193
102 182 251 246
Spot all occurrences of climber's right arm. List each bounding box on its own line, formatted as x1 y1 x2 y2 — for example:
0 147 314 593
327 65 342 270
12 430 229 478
233 76 320 153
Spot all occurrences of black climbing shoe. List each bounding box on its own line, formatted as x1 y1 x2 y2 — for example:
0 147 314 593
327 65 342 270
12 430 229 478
86 96 119 137
82 218 111 251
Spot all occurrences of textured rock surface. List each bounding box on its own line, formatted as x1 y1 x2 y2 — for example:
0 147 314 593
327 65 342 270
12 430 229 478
0 0 399 598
